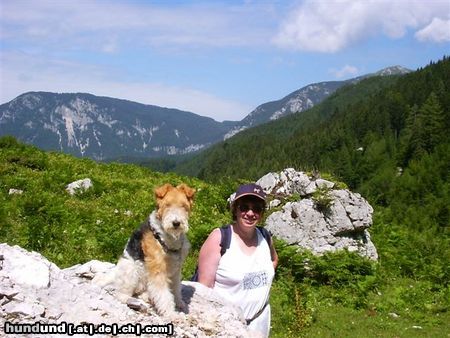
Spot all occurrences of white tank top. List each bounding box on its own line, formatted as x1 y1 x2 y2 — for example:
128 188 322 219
213 226 275 337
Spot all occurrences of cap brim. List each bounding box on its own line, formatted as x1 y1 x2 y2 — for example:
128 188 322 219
234 192 266 202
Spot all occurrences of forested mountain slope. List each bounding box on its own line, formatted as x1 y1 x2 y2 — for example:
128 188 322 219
175 58 448 188
173 74 401 179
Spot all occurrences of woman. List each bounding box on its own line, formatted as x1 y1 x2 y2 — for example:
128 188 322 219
197 183 278 337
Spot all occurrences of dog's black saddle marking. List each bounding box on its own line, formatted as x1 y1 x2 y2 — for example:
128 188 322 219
126 222 146 261
125 219 182 261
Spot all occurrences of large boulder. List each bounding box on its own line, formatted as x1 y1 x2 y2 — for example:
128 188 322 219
257 168 378 260
0 244 250 337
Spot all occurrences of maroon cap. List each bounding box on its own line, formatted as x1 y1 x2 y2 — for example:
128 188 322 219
234 183 266 202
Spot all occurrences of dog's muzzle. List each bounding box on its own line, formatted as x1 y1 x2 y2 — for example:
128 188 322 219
162 208 189 235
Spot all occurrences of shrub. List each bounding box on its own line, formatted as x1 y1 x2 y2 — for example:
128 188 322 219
312 186 334 212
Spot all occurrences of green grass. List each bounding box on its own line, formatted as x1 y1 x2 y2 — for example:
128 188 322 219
299 304 449 338
270 274 449 338
1 137 448 337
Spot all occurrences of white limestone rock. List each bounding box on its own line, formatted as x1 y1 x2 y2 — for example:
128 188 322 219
256 169 378 260
66 178 93 195
0 244 250 337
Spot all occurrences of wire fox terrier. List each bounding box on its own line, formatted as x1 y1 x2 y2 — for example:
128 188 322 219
94 183 195 317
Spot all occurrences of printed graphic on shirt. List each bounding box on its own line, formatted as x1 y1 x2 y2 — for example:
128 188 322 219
243 271 268 290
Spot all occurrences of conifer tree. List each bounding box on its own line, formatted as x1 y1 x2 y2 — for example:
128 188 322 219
420 92 445 151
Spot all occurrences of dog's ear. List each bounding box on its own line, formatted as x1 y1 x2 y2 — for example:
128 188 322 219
154 183 173 200
177 184 196 205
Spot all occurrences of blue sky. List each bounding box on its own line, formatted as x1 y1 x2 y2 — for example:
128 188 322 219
1 0 449 121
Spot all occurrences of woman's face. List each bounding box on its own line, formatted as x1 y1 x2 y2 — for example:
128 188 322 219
235 197 264 229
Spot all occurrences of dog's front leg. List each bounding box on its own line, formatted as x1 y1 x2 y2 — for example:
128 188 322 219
170 270 187 313
142 250 176 317
172 241 189 313
146 273 176 317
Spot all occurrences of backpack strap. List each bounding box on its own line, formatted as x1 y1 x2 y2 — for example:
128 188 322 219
257 226 275 262
219 224 232 256
257 226 271 246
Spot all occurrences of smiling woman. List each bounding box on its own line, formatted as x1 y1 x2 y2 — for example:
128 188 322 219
196 183 278 338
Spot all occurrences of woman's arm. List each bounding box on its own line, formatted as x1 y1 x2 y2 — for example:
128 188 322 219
270 237 278 269
197 228 222 288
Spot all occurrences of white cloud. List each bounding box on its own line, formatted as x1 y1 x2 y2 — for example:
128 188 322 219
0 1 276 52
273 0 450 52
0 51 251 122
1 1 271 121
274 1 369 53
330 65 359 79
415 18 450 43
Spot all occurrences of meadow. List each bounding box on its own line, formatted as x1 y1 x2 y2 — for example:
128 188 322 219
1 136 448 337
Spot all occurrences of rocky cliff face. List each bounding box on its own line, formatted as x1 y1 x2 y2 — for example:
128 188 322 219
0 244 250 338
256 168 378 260
0 92 232 160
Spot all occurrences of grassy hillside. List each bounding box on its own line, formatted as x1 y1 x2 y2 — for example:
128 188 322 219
0 136 235 266
1 137 448 337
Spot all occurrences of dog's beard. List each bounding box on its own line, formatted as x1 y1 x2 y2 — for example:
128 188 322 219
161 208 189 239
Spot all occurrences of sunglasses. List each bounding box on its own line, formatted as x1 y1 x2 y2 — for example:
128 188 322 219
238 203 264 213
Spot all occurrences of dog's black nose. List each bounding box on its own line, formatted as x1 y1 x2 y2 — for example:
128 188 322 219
172 221 181 228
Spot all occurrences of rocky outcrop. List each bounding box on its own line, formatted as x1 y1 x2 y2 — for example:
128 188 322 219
66 178 93 195
0 244 250 337
257 168 378 260
8 189 23 195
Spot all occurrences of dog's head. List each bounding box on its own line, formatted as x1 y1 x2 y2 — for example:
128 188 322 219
155 183 196 238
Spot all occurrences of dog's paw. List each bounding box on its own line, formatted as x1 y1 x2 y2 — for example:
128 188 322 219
175 299 188 313
115 292 134 304
137 291 150 301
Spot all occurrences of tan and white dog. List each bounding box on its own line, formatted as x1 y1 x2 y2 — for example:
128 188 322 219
94 183 195 317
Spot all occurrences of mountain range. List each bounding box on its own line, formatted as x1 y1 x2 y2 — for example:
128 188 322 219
225 66 411 139
0 66 410 160
171 58 448 182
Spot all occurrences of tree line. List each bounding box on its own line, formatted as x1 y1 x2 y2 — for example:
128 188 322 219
174 56 449 231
